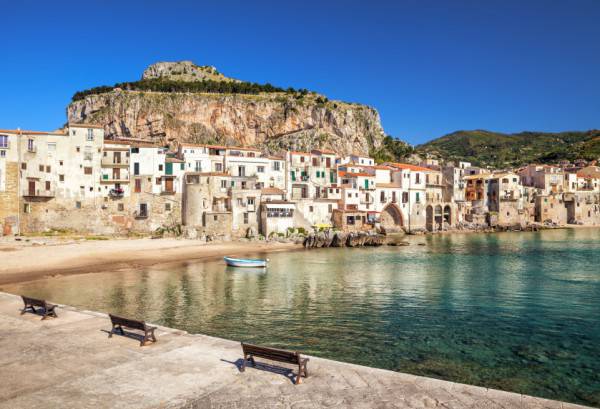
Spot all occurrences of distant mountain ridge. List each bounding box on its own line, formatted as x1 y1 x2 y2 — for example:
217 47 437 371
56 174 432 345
415 129 600 167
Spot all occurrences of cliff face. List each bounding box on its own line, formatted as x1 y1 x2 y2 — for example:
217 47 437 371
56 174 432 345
67 90 385 155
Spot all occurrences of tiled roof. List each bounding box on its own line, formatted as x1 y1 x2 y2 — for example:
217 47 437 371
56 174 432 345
386 162 430 172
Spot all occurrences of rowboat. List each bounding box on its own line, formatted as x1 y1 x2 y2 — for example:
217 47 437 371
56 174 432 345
224 256 268 268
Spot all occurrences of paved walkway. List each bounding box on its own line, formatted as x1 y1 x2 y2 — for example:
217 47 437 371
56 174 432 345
0 292 591 409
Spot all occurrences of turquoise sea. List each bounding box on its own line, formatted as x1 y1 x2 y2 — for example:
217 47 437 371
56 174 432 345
3 228 600 406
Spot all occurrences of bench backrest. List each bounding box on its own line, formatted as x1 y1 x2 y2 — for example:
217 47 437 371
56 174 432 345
242 342 300 364
22 295 47 308
109 314 147 331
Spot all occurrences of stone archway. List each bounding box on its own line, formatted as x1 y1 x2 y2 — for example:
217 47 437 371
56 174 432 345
443 205 452 227
426 205 434 232
435 205 443 231
381 204 403 232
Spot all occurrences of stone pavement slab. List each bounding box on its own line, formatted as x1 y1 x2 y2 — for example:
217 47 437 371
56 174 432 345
0 292 593 409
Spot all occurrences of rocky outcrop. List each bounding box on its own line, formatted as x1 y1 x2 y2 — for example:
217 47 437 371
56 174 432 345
303 231 386 248
142 61 236 83
66 62 386 155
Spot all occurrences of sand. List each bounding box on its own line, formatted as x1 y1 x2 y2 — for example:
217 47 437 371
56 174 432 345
0 237 300 285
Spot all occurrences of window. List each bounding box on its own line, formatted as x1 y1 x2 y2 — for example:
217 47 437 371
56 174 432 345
312 158 318 166
416 192 421 203
0 150 5 158
215 163 223 172
59 174 64 182
28 139 35 152
45 181 51 190
23 203 31 213
134 163 140 175
84 167 93 175
238 165 245 176
75 201 82 209
76 146 80 153
59 160 63 166
221 180 227 188
257 166 265 173
237 198 243 206
0 135 8 148
39 165 44 172
272 161 281 171
87 129 94 141
415 173 421 184
134 178 142 193
328 204 333 213
156 178 161 185
46 166 51 173
47 142 56 152
214 215 218 221
300 156 305 163
243 212 249 224
309 206 314 212
165 203 171 211
247 198 255 206
21 163 26 170
194 161 202 172
158 164 163 171
118 203 124 211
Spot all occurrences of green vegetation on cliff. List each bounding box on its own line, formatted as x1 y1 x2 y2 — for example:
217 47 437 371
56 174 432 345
72 78 306 102
416 130 600 167
370 135 414 163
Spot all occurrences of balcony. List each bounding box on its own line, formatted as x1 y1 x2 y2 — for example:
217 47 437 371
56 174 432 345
22 188 55 198
100 175 130 183
101 157 130 167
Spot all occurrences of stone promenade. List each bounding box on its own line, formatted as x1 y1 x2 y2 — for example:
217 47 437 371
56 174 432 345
0 292 591 409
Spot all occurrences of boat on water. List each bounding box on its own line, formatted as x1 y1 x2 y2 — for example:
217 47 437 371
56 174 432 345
224 256 268 268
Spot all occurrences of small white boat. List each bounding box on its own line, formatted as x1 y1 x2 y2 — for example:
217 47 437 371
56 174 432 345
224 256 268 268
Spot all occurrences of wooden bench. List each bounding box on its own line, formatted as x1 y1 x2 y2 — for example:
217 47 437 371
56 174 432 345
241 342 309 384
21 296 58 320
108 314 157 346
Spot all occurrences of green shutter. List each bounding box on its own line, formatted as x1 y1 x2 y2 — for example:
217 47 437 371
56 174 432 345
291 171 296 181
180 163 184 170
166 162 173 175
330 171 335 183
364 179 368 189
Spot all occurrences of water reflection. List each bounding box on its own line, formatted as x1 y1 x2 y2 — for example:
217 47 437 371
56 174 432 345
2 229 600 406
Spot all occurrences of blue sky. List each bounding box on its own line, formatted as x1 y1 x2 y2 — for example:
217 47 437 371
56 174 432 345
1 0 599 145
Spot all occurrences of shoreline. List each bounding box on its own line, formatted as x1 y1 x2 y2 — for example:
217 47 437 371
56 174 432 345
0 237 301 285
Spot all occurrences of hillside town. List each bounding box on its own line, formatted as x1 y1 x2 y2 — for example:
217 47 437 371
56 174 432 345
1 124 599 239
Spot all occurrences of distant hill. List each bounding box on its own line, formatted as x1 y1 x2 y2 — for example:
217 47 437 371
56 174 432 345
416 130 600 168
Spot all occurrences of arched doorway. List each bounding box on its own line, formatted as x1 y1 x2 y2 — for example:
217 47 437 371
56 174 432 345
443 205 452 227
426 205 434 232
435 205 443 231
381 204 403 232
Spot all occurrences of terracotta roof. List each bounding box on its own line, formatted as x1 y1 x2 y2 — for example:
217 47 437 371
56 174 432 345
338 170 372 177
261 187 284 195
0 129 66 136
386 162 430 172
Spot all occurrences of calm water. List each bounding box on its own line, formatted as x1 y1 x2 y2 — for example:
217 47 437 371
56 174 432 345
3 229 600 406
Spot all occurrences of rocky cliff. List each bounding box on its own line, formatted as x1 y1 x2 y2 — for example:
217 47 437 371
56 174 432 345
66 62 386 155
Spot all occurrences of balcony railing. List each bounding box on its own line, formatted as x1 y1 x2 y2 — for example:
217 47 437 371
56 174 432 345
22 188 55 198
101 157 130 167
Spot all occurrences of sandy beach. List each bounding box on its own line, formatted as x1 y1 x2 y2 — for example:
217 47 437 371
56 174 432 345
0 237 300 285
